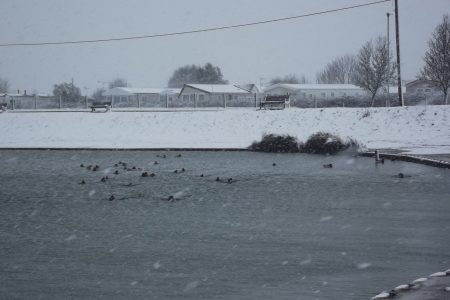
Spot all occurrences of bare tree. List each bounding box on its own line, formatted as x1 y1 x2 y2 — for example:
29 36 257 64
91 87 106 101
316 54 357 84
168 63 227 88
0 76 9 93
354 36 395 106
53 82 81 101
420 14 450 105
108 78 129 89
269 74 309 85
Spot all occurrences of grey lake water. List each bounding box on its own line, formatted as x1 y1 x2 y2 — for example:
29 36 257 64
0 150 449 300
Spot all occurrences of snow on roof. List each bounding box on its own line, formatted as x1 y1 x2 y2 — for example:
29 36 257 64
387 86 406 94
236 84 259 93
182 84 251 94
0 93 22 97
264 83 364 92
103 87 172 96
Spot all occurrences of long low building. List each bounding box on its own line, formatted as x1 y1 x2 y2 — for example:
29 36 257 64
264 83 366 100
103 87 180 108
178 84 261 108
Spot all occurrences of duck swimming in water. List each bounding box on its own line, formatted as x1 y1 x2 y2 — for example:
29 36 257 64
323 163 333 168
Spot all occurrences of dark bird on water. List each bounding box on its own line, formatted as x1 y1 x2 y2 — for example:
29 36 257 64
109 195 115 201
323 163 333 168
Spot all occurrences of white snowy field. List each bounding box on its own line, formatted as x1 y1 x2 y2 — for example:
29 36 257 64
0 106 449 154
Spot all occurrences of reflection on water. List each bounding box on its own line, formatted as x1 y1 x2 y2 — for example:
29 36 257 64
0 150 449 299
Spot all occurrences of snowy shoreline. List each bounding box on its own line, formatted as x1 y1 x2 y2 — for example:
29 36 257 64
0 106 449 154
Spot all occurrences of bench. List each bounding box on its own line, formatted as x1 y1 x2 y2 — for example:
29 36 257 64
89 102 111 112
0 103 7 112
260 95 290 110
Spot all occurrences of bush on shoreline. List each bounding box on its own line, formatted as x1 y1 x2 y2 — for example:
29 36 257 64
250 132 359 155
301 132 354 155
249 134 300 153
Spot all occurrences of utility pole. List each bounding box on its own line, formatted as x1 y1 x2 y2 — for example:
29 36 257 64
394 0 404 106
386 12 391 106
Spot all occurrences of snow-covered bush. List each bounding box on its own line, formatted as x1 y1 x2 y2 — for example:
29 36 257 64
249 134 300 153
301 132 356 155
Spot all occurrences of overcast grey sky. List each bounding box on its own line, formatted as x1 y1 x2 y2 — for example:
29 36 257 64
0 0 449 94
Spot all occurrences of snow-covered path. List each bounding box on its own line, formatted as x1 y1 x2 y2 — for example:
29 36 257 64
0 106 449 154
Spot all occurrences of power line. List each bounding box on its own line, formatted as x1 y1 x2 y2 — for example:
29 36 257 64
0 0 390 47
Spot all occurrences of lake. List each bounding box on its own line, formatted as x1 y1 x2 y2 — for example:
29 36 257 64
0 150 449 299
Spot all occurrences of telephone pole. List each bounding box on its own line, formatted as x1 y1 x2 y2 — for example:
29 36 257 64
394 0 404 106
386 12 390 106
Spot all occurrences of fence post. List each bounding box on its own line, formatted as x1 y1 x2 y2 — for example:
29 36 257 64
166 94 169 108
194 94 197 109
59 96 62 109
138 95 141 109
35 95 37 109
12 97 15 110
224 94 227 109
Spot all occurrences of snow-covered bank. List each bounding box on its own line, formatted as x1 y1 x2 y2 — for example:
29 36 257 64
0 106 449 154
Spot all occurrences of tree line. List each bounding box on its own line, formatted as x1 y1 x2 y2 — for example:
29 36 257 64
1 14 448 105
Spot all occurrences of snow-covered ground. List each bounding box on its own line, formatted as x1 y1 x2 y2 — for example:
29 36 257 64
0 106 449 154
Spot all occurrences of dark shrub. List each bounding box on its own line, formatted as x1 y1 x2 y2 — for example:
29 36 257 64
301 132 353 155
249 134 299 153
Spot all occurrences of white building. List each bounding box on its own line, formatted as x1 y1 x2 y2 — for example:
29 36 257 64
103 87 180 108
405 79 447 104
264 83 366 100
178 84 260 107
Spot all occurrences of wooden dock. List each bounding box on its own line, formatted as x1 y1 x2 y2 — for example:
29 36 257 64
360 151 450 169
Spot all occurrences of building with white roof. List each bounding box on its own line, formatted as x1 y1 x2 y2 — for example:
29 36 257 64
263 83 371 107
178 84 261 108
103 87 181 108
264 83 366 99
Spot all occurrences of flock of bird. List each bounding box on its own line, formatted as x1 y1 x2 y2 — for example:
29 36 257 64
77 153 409 202
77 153 243 202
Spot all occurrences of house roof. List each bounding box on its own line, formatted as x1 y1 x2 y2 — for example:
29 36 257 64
405 79 435 87
103 87 177 96
180 84 251 95
264 83 364 92
236 83 260 93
